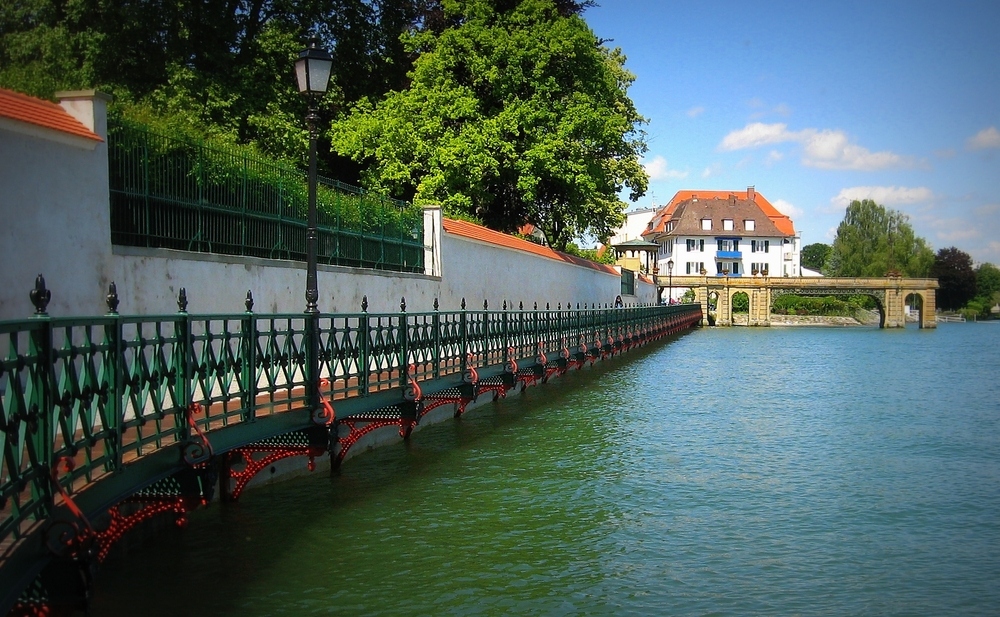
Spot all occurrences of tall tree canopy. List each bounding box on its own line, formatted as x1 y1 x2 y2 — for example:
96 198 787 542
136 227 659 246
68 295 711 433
801 243 831 271
330 0 648 250
975 263 1000 307
0 0 432 169
931 247 977 311
826 199 934 277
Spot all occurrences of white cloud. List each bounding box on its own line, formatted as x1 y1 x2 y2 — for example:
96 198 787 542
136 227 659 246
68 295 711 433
937 228 980 242
772 199 804 219
719 122 799 151
719 123 910 171
701 162 722 178
686 106 705 118
643 155 688 181
801 130 907 170
830 186 934 210
967 127 1000 150
766 150 784 165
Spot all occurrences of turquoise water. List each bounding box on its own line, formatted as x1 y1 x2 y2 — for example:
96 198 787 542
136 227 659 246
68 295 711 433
91 323 1000 616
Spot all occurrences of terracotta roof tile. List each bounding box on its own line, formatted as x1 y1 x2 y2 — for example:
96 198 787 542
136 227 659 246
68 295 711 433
642 189 795 238
443 218 618 275
0 88 102 142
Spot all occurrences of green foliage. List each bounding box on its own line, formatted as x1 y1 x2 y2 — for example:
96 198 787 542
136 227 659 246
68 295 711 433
931 247 977 311
731 293 749 313
827 199 934 277
801 243 831 271
330 0 648 251
771 294 870 317
680 289 695 304
561 243 615 264
974 263 1000 313
109 113 421 239
0 0 433 174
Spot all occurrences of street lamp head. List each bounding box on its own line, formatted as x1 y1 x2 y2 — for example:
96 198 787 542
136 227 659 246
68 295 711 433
667 259 674 272
295 36 333 96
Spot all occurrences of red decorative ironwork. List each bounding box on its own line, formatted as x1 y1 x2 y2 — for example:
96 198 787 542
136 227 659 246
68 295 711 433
313 378 336 426
225 438 327 501
334 417 399 465
44 458 95 560
94 496 199 563
182 402 214 465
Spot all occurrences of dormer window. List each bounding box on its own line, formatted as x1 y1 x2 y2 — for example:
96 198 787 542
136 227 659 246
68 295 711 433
723 219 734 231
667 221 675 232
745 220 755 231
701 218 712 230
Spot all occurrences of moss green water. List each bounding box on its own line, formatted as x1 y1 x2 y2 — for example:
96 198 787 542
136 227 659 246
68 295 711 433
91 324 1000 616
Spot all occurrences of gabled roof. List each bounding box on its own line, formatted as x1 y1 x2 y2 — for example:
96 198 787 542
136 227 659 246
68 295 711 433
0 87 102 142
443 218 618 275
643 189 795 238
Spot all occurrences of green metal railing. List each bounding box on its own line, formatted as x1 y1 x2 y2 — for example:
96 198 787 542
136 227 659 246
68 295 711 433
0 299 701 555
107 118 424 273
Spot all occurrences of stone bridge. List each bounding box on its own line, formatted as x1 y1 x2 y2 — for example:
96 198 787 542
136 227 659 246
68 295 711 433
656 275 939 328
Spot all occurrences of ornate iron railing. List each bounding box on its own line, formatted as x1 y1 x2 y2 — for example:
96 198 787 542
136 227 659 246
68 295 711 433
107 118 424 273
0 288 700 557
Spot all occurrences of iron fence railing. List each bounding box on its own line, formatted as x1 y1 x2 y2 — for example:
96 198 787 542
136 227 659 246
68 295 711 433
107 118 424 273
0 300 701 551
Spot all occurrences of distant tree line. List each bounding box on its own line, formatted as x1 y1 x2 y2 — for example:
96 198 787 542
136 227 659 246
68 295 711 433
800 199 998 318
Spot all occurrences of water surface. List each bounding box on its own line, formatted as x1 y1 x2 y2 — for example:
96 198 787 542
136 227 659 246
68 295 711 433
91 323 1000 616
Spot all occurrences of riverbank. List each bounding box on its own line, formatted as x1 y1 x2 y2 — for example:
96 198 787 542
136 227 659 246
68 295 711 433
729 310 883 327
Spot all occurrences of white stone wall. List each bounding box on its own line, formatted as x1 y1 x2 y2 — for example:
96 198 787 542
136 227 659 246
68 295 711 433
0 93 654 319
0 94 112 318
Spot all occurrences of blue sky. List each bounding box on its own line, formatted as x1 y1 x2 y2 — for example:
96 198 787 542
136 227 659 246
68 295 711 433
584 0 1000 264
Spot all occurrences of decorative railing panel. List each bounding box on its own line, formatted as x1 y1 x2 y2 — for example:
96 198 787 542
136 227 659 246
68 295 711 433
0 299 701 560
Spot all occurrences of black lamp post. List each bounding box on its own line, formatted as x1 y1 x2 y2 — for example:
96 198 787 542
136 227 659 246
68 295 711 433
295 35 333 314
667 259 674 304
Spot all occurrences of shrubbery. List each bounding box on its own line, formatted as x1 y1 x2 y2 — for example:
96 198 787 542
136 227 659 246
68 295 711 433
109 107 422 239
771 295 870 317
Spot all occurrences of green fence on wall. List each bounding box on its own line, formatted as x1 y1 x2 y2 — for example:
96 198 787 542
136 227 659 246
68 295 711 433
107 118 425 273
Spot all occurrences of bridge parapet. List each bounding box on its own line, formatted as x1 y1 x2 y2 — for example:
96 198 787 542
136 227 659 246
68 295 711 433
655 275 938 328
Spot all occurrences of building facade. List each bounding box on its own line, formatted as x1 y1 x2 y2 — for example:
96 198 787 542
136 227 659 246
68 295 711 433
640 188 801 301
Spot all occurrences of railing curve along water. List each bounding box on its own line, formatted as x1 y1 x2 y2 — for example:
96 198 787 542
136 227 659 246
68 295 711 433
0 298 702 613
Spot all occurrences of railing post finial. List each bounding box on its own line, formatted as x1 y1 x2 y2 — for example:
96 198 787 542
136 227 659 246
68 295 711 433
362 295 368 313
245 290 254 312
30 273 51 315
461 297 466 310
484 299 488 310
106 281 120 315
433 297 439 311
400 296 406 312
177 288 188 313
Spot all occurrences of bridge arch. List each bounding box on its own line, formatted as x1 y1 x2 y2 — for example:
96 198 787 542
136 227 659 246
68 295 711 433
770 288 887 328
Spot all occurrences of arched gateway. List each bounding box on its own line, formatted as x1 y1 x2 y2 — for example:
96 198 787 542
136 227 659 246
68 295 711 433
658 275 939 328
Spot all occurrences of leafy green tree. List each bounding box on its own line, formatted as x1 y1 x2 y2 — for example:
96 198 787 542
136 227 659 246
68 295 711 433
731 292 749 313
801 243 831 271
930 247 977 311
330 0 648 250
826 199 934 277
974 262 1000 315
0 0 434 174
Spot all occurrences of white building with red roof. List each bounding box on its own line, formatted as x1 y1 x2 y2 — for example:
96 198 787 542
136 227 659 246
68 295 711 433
637 187 802 300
